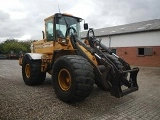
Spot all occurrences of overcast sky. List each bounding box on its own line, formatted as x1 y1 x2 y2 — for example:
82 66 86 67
0 0 160 42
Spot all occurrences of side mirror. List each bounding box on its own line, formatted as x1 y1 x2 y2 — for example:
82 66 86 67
84 23 88 30
42 31 44 39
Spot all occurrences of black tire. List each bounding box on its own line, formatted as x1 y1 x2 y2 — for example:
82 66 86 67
95 53 123 91
106 54 123 70
22 55 46 86
52 55 95 103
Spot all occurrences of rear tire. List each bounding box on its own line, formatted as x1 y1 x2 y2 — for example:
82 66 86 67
52 55 95 103
22 55 46 86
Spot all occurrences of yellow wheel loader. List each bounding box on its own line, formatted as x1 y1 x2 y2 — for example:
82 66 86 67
19 13 139 103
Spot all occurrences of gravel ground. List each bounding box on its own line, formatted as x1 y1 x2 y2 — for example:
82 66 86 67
0 60 160 120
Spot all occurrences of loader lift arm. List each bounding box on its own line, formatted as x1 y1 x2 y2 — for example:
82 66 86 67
72 28 139 98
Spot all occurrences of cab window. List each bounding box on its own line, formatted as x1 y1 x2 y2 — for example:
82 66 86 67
46 19 54 41
56 23 66 38
56 16 81 39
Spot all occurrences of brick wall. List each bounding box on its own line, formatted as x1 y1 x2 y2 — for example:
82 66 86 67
116 46 160 67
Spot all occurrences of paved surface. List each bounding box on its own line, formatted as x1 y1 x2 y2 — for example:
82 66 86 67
0 60 160 120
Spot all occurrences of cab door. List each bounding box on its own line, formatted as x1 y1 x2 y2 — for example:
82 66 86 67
42 17 54 54
45 17 55 41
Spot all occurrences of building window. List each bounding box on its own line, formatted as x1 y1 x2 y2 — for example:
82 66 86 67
138 48 152 56
138 48 144 55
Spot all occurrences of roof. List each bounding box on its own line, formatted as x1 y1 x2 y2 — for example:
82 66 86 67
81 19 160 38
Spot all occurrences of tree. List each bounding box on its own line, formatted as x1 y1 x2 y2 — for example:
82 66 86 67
0 39 32 55
0 43 4 54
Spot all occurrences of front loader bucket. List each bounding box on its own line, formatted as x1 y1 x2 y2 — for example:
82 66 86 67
110 67 139 98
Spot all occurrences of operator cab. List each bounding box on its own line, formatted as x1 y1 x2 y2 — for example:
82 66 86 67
44 13 87 41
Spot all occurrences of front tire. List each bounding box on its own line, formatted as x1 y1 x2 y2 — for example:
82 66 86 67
52 55 95 103
22 55 46 86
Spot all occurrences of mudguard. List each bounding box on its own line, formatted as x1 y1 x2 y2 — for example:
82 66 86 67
24 53 43 60
19 53 43 66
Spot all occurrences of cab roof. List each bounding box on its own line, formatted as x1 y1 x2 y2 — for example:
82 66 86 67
44 13 82 21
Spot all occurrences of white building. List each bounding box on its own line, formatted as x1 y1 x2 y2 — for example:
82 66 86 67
81 19 160 66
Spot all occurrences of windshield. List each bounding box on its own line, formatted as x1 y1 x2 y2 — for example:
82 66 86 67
56 15 81 39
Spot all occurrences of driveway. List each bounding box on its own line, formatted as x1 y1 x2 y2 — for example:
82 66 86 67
0 60 160 120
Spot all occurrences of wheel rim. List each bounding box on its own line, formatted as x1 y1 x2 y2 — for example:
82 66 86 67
58 69 71 91
25 64 31 78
